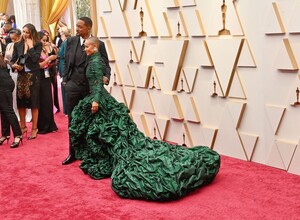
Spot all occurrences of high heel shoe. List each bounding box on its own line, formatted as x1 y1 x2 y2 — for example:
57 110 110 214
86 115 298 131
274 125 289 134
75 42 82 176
10 136 23 148
21 127 28 137
0 136 10 145
28 128 38 140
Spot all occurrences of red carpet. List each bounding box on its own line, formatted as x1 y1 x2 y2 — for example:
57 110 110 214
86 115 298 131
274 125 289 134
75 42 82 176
1 112 300 220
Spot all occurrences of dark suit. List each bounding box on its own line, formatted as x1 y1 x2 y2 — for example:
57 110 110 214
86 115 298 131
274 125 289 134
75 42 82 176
53 35 63 49
63 37 110 83
62 36 111 157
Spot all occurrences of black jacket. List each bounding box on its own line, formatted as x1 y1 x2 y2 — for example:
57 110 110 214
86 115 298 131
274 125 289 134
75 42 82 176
11 41 42 73
62 36 111 83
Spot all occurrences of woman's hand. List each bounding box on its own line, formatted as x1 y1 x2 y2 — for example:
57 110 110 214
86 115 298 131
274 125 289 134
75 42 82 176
91 101 99 113
11 63 23 71
4 57 10 64
47 55 57 62
103 76 109 85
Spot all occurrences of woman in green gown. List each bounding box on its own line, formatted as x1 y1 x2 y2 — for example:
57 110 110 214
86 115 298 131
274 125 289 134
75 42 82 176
69 37 220 201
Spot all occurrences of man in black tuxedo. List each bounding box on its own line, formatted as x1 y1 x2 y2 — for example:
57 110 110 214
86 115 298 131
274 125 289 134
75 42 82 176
62 17 111 165
53 30 62 49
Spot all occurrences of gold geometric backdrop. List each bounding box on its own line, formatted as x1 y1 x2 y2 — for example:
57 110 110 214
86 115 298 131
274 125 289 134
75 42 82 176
95 0 300 175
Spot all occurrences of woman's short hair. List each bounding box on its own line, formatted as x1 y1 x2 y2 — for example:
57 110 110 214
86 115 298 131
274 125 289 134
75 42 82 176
87 37 99 48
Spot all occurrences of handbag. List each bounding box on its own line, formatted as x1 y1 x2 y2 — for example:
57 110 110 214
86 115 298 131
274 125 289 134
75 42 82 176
17 55 26 66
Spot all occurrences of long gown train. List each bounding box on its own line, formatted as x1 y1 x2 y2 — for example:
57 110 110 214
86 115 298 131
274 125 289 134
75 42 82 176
69 52 220 201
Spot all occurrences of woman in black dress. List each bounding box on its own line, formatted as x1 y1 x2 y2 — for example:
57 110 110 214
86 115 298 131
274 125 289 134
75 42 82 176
0 55 22 148
11 23 42 140
37 31 58 134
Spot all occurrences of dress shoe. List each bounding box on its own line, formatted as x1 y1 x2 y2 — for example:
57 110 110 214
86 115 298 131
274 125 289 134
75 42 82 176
62 155 76 165
28 128 38 140
0 136 10 145
11 136 23 148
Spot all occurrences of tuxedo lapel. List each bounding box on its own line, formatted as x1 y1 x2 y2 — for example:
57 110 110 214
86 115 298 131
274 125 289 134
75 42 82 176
78 41 87 66
70 37 80 66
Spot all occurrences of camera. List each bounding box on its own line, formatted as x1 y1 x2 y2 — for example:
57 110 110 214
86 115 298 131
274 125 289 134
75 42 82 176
17 55 26 66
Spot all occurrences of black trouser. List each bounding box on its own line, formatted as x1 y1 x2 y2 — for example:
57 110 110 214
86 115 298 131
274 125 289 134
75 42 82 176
0 79 22 138
64 80 89 154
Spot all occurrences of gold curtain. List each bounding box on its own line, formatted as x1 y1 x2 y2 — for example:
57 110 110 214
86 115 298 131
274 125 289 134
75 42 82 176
0 0 9 13
40 0 70 39
40 0 55 35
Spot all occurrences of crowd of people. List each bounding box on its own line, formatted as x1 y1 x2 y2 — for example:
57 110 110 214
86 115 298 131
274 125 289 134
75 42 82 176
0 13 220 201
0 12 69 147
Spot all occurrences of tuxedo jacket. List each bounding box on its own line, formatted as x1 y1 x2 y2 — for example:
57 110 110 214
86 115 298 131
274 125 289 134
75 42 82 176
62 36 111 83
53 36 63 48
11 41 42 73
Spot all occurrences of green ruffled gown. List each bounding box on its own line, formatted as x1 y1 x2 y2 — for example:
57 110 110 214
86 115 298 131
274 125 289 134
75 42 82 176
69 52 220 201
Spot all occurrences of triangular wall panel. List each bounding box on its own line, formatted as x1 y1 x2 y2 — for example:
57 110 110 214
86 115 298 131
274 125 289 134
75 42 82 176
287 1 300 34
276 140 297 170
213 107 247 160
276 39 298 70
238 132 259 161
182 67 198 93
131 112 150 137
124 64 135 87
228 71 247 99
185 97 201 123
206 38 244 97
144 91 156 115
266 141 286 170
288 139 300 175
265 104 286 135
122 87 135 109
169 95 184 121
155 117 170 141
181 9 205 37
264 2 285 34
238 39 256 67
227 101 246 129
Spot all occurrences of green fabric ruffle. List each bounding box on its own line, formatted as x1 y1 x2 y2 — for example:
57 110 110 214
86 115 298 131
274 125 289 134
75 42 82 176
69 52 220 201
